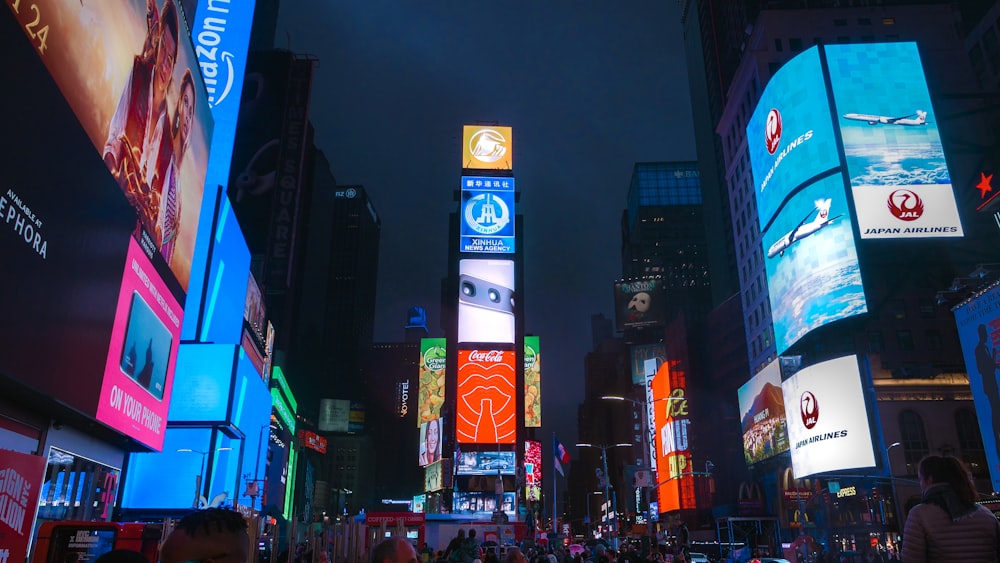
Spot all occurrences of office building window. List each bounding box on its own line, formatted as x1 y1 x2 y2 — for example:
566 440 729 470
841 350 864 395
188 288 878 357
899 410 929 475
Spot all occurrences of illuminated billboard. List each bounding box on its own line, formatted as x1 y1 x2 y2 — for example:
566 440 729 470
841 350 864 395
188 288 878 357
458 260 516 344
319 398 350 433
781 355 876 478
953 284 1000 492
747 46 841 229
8 0 214 291
418 338 447 427
418 418 443 467
457 350 516 444
96 238 183 450
826 42 963 239
524 336 542 427
525 440 542 501
614 279 667 331
462 125 513 170
456 450 517 475
184 0 256 334
761 174 867 353
737 359 790 465
425 459 452 493
453 491 517 518
168 344 237 422
631 343 666 385
651 362 694 513
460 176 515 254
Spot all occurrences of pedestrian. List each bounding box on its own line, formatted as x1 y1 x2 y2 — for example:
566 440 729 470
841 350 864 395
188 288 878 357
462 529 482 563
372 537 419 563
159 508 250 563
901 454 1000 562
445 530 466 562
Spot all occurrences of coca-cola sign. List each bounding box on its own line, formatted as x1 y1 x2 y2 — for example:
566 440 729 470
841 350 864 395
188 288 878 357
467 349 506 362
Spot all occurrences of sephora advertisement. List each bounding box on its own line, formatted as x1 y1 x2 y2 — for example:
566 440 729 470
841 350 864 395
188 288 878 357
614 278 667 331
738 359 790 465
0 11 138 423
781 355 876 478
953 284 1000 492
456 350 516 444
458 260 516 344
747 46 840 229
460 176 515 254
827 42 963 239
6 0 214 290
762 174 867 354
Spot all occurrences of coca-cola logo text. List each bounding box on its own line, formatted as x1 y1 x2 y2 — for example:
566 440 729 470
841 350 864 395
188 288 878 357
467 350 505 362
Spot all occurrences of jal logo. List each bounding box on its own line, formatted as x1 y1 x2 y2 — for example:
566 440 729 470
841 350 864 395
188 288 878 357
887 189 924 221
469 129 509 163
800 391 819 429
765 109 782 155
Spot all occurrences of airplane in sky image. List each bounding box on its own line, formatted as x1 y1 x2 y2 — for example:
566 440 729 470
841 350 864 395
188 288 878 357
842 110 928 126
767 199 841 259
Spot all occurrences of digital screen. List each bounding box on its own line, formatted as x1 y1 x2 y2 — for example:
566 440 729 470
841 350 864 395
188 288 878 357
827 42 963 239
457 350 516 444
781 355 876 478
418 418 443 467
631 343 666 385
455 450 517 475
524 336 541 427
318 399 351 433
746 46 840 229
462 125 513 170
97 238 184 450
953 284 1000 492
737 359 790 465
0 12 137 433
189 197 251 344
120 426 213 509
167 343 236 422
424 459 452 493
652 361 694 513
761 174 867 354
524 440 542 501
184 0 256 335
0 449 46 562
452 491 517 518
7 0 214 292
460 176 515 254
614 279 667 331
418 338 446 427
458 260 516 344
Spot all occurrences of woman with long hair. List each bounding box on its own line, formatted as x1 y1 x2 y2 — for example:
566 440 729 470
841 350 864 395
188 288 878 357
901 454 1000 562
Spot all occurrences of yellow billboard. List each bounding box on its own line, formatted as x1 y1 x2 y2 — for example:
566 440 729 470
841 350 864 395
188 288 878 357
462 125 513 170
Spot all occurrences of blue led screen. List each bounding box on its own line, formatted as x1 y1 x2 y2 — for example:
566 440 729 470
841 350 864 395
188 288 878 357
460 176 515 254
747 47 841 228
184 0 257 340
168 343 236 422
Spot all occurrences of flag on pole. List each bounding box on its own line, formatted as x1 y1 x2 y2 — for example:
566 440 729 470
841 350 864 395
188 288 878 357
554 435 570 477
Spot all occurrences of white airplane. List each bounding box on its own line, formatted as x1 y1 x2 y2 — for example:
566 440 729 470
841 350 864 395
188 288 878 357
842 110 928 126
767 199 841 259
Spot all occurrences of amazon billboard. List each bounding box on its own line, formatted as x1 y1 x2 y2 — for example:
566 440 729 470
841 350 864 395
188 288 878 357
462 125 513 171
737 359 789 465
456 349 516 444
748 46 866 355
781 355 876 478
826 42 963 238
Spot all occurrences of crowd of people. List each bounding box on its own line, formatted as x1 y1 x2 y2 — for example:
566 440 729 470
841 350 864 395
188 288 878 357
76 454 1000 563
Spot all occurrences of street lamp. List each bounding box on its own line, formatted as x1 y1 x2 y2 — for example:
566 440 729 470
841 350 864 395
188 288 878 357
178 447 232 507
885 442 902 535
577 442 632 551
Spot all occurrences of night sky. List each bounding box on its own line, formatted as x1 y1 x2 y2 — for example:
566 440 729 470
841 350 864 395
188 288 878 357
274 2 697 472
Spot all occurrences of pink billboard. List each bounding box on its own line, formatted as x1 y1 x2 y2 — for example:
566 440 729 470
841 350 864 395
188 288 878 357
96 237 183 450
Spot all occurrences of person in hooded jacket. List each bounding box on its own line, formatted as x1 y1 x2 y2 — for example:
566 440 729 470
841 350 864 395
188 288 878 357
901 454 1000 562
